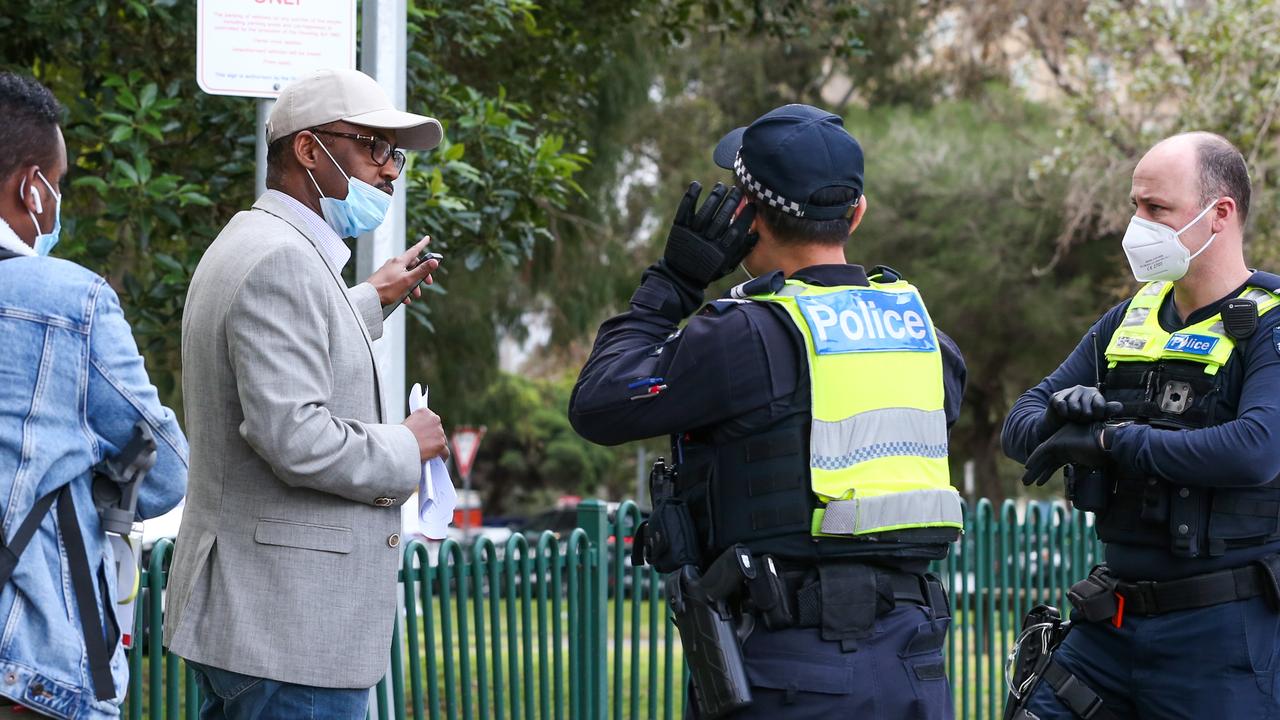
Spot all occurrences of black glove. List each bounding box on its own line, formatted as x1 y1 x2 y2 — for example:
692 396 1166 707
1021 423 1109 487
1042 385 1122 438
662 181 758 288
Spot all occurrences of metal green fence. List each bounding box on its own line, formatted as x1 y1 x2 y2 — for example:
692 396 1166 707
125 498 1101 720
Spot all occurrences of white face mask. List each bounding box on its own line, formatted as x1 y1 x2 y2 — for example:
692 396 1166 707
1121 200 1219 282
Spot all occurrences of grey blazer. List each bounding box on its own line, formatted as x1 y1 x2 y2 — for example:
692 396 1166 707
164 192 420 688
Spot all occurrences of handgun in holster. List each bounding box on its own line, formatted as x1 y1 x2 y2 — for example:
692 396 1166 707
666 544 755 719
631 458 754 717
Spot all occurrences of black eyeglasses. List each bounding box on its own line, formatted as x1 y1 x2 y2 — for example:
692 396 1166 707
310 129 406 172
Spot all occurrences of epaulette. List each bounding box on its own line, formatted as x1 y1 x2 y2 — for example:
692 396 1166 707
867 264 905 283
699 273 787 315
1249 270 1280 295
727 271 785 299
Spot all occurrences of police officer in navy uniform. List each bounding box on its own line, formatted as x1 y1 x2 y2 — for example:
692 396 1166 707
570 104 966 718
1003 132 1280 719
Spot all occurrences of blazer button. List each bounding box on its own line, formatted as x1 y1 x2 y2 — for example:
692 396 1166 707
388 533 400 548
374 497 396 507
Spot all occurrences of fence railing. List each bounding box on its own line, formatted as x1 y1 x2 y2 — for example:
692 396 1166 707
124 498 1102 720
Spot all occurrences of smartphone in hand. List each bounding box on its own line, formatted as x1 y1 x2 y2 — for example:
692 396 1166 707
383 250 443 319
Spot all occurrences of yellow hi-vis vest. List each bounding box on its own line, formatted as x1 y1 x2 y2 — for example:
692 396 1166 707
1104 281 1280 373
752 278 963 537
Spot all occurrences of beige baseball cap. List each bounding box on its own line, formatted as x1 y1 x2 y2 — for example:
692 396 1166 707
266 68 443 150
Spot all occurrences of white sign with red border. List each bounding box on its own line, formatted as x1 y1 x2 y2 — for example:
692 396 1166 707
197 0 357 99
450 426 486 479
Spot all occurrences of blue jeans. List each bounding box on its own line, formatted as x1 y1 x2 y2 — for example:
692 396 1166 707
1023 595 1280 719
188 663 369 720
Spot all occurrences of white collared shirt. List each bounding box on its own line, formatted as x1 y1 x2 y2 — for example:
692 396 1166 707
0 217 36 257
263 189 351 272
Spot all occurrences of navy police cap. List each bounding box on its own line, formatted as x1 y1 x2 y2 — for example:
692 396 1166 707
712 104 864 221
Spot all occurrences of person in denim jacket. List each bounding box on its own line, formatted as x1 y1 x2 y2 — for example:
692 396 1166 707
0 72 188 719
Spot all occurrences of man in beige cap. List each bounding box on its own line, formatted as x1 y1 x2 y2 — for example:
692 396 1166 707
164 68 449 719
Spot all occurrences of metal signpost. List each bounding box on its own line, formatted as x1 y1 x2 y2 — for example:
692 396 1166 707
356 0 413 540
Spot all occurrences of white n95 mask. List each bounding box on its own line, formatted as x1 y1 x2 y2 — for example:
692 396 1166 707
1121 200 1219 282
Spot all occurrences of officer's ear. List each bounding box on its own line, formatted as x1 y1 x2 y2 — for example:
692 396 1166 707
847 195 868 236
1210 196 1238 235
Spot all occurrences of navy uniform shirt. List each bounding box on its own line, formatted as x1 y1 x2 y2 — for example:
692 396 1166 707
570 261 966 452
1002 271 1280 581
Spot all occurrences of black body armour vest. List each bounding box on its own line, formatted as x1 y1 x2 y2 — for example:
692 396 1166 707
675 419 956 568
1086 350 1280 558
670 273 958 570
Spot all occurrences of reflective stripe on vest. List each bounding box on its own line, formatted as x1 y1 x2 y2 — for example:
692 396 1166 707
1105 281 1280 374
752 278 962 537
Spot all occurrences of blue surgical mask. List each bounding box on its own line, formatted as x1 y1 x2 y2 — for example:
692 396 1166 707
306 139 391 238
22 171 61 256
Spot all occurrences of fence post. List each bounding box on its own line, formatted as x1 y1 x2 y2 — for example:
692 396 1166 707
577 500 610 720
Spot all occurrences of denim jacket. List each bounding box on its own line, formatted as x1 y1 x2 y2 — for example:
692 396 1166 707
0 249 188 719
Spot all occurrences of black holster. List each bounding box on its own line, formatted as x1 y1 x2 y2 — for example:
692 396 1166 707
1064 465 1110 513
1003 605 1069 720
635 457 700 573
667 545 755 719
1067 566 1120 623
635 499 700 573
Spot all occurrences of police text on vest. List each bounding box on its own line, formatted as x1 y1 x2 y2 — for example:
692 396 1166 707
797 289 937 354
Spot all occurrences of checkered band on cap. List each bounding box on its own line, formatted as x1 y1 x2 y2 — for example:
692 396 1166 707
734 150 805 217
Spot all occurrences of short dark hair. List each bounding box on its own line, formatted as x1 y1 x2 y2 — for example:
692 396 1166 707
1193 133 1251 224
0 72 63 180
743 184 859 245
265 132 297 187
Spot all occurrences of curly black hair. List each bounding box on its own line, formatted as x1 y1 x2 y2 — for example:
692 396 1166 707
0 72 63 180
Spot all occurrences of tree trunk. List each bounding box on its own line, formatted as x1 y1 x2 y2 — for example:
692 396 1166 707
959 381 1010 505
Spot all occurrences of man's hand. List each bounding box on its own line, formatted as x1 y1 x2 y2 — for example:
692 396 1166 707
1041 385 1122 438
367 236 439 308
662 181 758 288
404 408 450 463
1022 423 1108 487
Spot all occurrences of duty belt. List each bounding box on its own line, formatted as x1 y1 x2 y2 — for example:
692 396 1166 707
742 561 948 638
1068 555 1280 623
788 570 932 625
1117 564 1272 615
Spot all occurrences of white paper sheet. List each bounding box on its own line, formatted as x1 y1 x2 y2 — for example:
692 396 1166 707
408 383 457 539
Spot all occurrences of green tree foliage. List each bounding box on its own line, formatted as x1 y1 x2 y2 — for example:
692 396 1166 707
1016 0 1280 269
0 0 826 510
1 1 598 418
15 0 1276 507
